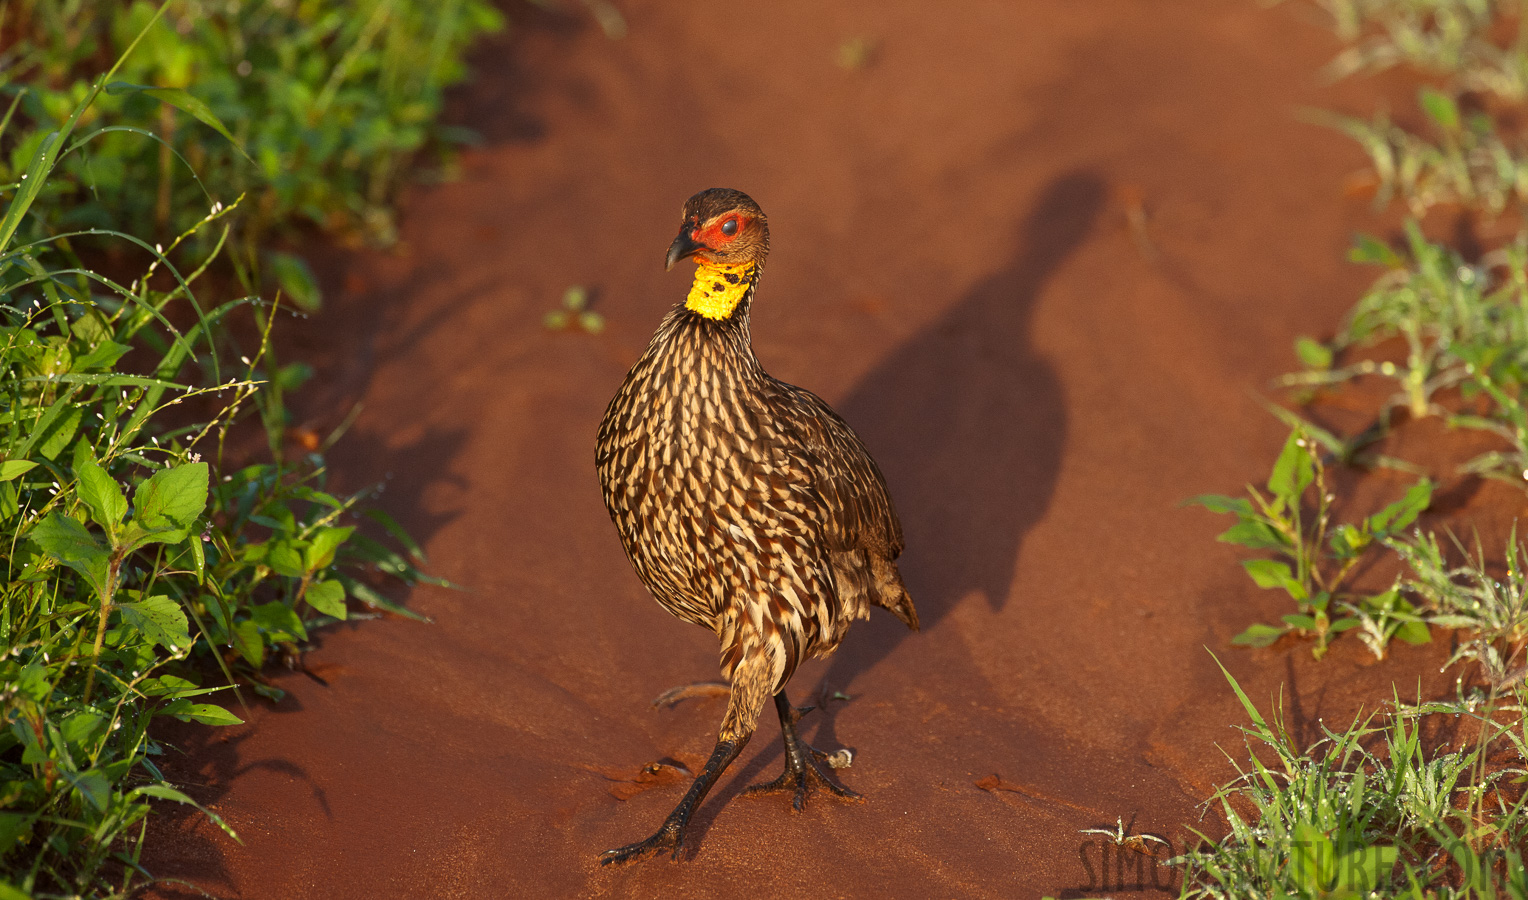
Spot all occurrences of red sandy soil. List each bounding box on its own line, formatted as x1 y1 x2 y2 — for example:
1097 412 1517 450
141 1 1511 897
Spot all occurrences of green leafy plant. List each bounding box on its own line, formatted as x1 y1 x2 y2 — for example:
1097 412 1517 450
1314 87 1528 219
1299 0 1528 100
1284 223 1528 489
1391 528 1528 688
1179 4 1528 896
1189 424 1433 658
2 0 504 260
0 9 441 896
543 285 604 333
1173 659 1526 899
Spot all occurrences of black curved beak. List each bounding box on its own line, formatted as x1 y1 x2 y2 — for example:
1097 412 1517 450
665 227 706 271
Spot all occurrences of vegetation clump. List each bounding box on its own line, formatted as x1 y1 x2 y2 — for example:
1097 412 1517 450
0 1 488 895
1183 2 1528 894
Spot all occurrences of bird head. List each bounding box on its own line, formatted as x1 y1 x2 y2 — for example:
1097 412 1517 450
665 188 770 271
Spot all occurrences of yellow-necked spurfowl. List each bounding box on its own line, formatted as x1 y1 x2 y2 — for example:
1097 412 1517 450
595 188 918 864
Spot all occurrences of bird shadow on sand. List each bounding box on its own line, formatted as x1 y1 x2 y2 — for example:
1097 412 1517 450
730 170 1108 785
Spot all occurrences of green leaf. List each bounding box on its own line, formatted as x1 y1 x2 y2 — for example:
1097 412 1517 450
162 699 244 726
60 711 108 752
364 507 428 563
1419 86 1460 131
62 769 111 813
342 576 431 622
29 373 187 389
118 595 191 652
250 601 307 643
73 338 132 373
29 512 111 601
0 460 37 482
1184 494 1253 516
1268 429 1315 500
305 526 355 572
36 404 82 461
1231 622 1286 647
1218 519 1290 551
190 532 206 584
1241 559 1307 600
131 784 239 840
1366 479 1432 536
118 518 189 553
0 812 32 857
268 250 322 313
1294 336 1333 370
15 664 49 702
1266 405 1347 457
74 441 127 533
1395 621 1432 645
1431 614 1483 629
274 362 313 392
134 462 208 531
1209 651 1271 738
1349 233 1404 268
0 0 171 252
1291 822 1335 888
140 675 223 698
105 82 254 162
266 541 306 578
1329 523 1370 559
0 129 63 256
304 579 347 620
1334 844 1398 893
1282 614 1318 630
232 618 264 668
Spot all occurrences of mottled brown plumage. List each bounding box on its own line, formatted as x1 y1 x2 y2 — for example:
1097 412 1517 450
595 188 918 864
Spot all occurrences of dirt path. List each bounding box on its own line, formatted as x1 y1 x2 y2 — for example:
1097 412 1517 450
145 2 1462 896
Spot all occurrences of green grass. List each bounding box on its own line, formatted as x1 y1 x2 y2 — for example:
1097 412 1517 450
1299 0 1528 99
0 6 455 897
1281 1 1528 218
1287 222 1528 491
2 0 503 279
1191 203 1528 658
1182 4 1528 895
1188 422 1433 659
1174 660 1528 898
1312 88 1528 219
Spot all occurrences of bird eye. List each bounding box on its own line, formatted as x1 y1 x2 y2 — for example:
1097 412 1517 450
720 217 739 237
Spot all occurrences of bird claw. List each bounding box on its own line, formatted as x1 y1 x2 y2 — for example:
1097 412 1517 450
743 742 863 810
600 822 683 865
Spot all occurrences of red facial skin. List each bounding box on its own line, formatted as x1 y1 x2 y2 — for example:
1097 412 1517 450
688 215 748 263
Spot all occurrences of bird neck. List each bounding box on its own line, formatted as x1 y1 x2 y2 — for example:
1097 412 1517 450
684 260 758 320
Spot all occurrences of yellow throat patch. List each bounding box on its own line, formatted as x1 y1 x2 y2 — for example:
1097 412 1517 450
685 261 755 320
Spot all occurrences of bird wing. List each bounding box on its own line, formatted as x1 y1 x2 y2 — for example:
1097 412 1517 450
763 380 904 560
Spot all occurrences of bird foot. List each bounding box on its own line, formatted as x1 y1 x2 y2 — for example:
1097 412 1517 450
600 820 684 865
743 741 862 811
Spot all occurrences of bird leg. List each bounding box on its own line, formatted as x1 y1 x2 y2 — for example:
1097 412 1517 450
743 690 862 810
600 733 751 864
